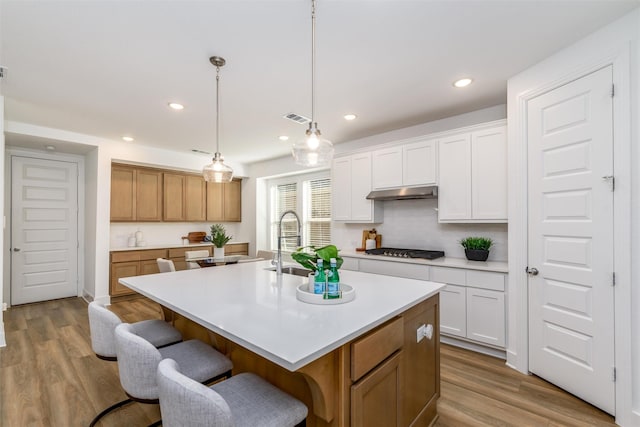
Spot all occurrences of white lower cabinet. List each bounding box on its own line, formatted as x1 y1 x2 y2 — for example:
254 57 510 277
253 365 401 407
432 266 506 348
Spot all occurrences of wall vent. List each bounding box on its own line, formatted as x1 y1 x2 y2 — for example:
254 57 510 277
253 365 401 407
283 112 311 124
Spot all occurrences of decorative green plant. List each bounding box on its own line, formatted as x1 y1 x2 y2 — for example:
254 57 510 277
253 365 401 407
291 244 343 272
460 236 493 251
210 224 232 248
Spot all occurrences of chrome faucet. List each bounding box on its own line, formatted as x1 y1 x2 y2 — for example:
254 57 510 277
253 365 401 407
273 210 302 275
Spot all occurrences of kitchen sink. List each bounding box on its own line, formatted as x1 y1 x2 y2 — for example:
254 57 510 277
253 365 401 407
265 266 312 277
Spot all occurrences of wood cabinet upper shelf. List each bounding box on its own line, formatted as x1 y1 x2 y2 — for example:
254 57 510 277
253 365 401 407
110 163 241 223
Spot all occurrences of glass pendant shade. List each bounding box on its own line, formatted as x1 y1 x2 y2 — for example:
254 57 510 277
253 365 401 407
203 152 233 183
292 124 334 167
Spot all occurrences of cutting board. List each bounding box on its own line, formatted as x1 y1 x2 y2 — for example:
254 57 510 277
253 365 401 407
356 230 381 251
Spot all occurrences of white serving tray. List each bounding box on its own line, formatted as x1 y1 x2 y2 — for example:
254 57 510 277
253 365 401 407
296 283 355 305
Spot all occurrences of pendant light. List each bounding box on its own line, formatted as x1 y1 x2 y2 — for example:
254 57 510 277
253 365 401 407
203 56 234 183
292 0 334 167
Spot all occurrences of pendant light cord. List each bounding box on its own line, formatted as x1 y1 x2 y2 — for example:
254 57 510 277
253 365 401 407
215 65 221 155
311 0 316 127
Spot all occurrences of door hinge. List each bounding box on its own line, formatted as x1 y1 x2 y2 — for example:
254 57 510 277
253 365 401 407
612 367 616 382
602 175 615 191
612 272 616 287
611 84 615 97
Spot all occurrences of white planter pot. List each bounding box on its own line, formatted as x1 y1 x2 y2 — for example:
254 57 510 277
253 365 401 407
213 247 225 259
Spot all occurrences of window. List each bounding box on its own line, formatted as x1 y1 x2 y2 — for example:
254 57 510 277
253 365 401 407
268 172 331 253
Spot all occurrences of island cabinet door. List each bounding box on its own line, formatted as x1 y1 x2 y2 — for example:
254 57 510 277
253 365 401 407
351 351 402 427
401 296 440 427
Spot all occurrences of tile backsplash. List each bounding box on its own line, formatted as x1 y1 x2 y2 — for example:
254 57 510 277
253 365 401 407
332 198 508 262
110 222 243 249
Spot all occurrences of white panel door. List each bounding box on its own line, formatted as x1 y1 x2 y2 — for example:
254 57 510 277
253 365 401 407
11 157 79 305
471 126 507 220
437 134 471 221
527 66 614 414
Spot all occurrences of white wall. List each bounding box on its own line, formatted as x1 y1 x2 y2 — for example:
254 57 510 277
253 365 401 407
0 96 5 347
109 222 245 249
247 104 507 259
507 8 639 426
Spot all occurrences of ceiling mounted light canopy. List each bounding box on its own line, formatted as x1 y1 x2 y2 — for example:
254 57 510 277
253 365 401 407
292 0 334 167
203 56 234 183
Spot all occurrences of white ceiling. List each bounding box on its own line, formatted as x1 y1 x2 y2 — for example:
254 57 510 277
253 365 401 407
1 1 638 164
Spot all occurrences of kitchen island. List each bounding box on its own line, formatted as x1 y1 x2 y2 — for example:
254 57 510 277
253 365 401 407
120 259 444 427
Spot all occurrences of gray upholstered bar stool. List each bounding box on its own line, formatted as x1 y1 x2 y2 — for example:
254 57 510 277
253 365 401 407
157 358 308 427
87 301 183 426
114 323 233 425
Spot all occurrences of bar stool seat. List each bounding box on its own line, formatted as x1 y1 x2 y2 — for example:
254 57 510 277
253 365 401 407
87 301 183 426
157 358 307 427
115 323 232 402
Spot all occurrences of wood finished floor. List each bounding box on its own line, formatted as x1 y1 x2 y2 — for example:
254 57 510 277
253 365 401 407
0 297 617 427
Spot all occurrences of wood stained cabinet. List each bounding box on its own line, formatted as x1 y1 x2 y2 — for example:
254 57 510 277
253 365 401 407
206 179 241 222
111 164 240 223
350 296 439 427
110 249 166 297
111 165 163 222
163 174 208 222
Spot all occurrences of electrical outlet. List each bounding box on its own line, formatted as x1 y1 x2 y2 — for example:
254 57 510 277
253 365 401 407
416 324 426 343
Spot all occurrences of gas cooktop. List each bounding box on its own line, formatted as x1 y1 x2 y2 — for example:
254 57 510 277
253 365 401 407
365 247 445 260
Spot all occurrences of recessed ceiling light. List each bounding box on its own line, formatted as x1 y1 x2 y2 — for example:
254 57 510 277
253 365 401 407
344 114 357 121
122 136 134 142
168 102 184 110
453 78 473 88
279 135 289 141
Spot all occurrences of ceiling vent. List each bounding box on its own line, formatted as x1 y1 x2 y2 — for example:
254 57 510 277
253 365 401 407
283 112 311 125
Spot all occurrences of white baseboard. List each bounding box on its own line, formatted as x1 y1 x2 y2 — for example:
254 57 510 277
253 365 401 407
440 335 507 360
0 321 5 347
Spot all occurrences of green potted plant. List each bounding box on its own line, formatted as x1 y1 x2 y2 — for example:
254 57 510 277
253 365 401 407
460 237 493 261
210 224 232 259
291 244 343 273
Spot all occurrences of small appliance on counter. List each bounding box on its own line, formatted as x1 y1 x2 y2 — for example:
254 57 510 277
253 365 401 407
365 247 445 260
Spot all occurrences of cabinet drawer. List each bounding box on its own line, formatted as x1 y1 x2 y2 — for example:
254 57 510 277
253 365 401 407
341 257 359 271
351 317 403 382
466 270 505 291
430 266 466 286
111 251 141 263
168 247 211 258
138 249 168 261
226 243 249 255
358 259 428 280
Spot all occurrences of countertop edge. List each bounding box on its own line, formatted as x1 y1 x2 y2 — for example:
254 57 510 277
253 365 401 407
110 241 249 252
341 251 508 273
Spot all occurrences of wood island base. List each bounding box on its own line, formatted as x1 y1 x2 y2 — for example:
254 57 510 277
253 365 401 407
162 294 440 427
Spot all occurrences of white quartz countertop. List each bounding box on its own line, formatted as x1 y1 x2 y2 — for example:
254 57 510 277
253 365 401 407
119 260 444 371
110 241 249 252
340 250 508 273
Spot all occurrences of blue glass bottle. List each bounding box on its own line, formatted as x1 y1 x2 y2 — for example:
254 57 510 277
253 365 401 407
314 259 326 294
326 258 340 298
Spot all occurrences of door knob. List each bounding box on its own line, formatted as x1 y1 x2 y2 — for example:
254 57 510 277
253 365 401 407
13 248 20 252
526 267 539 276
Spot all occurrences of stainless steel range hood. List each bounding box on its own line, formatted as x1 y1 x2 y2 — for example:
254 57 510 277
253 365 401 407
366 186 438 201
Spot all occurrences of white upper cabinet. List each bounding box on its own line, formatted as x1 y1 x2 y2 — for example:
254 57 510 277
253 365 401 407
403 139 438 186
438 123 507 223
332 152 383 223
372 139 437 190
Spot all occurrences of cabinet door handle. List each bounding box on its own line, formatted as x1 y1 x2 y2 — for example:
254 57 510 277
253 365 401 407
13 248 20 252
